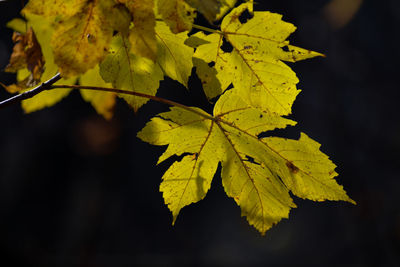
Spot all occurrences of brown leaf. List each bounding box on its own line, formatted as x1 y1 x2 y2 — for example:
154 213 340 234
4 28 45 93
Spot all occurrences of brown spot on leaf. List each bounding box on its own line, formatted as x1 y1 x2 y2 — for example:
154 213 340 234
286 161 299 174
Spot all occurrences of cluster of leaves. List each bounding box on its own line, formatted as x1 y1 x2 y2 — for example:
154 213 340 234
2 0 355 235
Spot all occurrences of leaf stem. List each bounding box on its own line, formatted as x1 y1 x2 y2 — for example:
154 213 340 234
50 84 216 121
192 24 222 35
0 73 61 110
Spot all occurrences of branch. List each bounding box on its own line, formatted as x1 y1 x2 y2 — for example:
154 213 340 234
0 73 61 110
51 84 215 121
0 73 215 121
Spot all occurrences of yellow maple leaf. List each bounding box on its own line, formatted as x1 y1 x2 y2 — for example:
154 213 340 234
138 89 355 234
188 3 323 115
100 34 163 112
22 0 131 78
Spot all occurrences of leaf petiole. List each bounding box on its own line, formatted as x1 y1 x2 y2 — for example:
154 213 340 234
192 24 222 35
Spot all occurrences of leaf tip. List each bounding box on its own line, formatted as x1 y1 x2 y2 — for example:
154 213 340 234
172 214 178 226
347 197 357 205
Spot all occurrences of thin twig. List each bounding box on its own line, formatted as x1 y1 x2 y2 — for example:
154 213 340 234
0 73 216 121
0 73 61 109
51 85 216 121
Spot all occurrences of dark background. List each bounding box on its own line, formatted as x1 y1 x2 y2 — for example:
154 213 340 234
1 0 399 266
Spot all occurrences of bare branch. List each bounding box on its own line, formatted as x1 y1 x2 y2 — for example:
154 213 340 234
0 73 61 110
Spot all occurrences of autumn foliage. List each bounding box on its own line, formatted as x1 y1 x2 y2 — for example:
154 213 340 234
1 0 355 235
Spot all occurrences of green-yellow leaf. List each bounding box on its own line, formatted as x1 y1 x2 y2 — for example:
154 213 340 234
100 35 163 112
155 22 194 87
79 65 116 120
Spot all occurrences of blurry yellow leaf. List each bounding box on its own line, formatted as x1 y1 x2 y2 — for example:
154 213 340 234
23 0 131 77
185 0 237 23
215 0 237 20
80 65 116 120
23 0 85 17
123 0 157 61
155 22 194 87
21 87 72 113
6 18 27 34
323 0 363 29
100 35 163 112
156 0 196 33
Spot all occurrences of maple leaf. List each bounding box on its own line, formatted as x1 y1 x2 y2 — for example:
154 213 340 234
156 0 196 34
100 34 163 112
188 3 323 115
138 89 354 235
155 22 194 87
22 0 131 77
